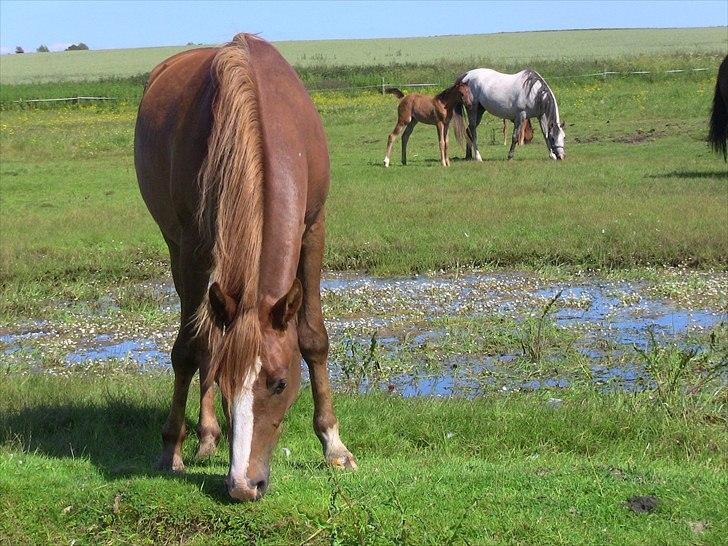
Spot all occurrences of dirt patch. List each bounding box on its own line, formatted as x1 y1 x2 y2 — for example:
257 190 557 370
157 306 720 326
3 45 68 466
626 495 659 513
613 129 667 144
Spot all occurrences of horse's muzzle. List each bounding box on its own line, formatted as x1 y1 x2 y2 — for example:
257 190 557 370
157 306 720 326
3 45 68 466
227 475 268 501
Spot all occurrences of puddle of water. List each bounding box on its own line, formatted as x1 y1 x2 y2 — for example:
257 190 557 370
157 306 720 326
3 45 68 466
5 272 726 398
536 284 725 348
64 338 170 369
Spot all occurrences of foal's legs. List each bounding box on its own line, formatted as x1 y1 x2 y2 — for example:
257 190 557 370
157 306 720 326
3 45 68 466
443 120 452 166
157 234 213 471
401 119 417 165
437 122 448 167
385 118 408 167
297 211 357 470
507 112 528 160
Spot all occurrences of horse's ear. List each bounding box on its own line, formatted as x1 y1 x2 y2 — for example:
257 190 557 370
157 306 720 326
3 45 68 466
209 282 238 328
271 279 303 330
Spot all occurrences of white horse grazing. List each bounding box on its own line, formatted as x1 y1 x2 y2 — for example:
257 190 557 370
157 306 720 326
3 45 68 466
458 68 566 161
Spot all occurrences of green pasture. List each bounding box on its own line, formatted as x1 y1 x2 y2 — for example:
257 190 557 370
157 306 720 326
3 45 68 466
1 373 726 545
1 26 726 84
1 37 728 545
1 61 727 318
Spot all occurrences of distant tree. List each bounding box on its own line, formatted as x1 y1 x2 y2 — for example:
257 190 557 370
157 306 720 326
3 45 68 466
37 44 49 53
15 46 24 54
65 42 90 51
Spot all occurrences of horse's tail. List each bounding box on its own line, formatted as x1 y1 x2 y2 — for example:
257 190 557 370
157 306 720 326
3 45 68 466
708 57 728 160
195 33 264 401
385 87 405 99
452 102 467 147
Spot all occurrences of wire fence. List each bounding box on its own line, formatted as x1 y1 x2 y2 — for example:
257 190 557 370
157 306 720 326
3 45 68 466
307 66 716 93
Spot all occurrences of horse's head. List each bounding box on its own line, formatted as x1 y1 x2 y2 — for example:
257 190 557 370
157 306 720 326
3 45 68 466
208 280 303 501
455 82 473 108
548 120 566 160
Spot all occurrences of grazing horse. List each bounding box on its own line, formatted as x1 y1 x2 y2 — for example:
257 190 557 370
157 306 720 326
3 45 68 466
503 117 534 146
383 83 472 167
458 68 565 161
134 33 356 502
708 55 728 160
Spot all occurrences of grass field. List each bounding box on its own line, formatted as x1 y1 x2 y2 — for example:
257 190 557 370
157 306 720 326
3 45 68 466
2 373 726 544
1 62 727 318
1 31 728 545
1 27 726 84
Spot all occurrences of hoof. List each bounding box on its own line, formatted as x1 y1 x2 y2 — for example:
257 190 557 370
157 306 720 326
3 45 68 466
327 450 358 471
194 439 218 461
156 453 185 473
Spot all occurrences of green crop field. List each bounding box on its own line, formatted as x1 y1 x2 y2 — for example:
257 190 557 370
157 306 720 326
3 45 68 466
1 29 727 545
0 26 726 84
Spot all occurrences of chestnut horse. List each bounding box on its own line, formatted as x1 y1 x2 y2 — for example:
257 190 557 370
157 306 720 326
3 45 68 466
134 33 356 502
383 83 472 167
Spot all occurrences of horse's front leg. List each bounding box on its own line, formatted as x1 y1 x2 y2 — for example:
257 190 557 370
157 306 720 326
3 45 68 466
158 235 211 472
437 122 447 167
443 120 451 166
539 114 555 160
297 211 357 470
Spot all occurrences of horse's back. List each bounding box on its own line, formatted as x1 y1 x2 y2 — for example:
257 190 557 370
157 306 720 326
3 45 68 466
135 48 217 240
463 68 528 118
245 37 330 214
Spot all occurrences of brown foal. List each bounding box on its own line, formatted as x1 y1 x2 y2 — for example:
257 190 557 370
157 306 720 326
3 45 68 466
383 83 472 167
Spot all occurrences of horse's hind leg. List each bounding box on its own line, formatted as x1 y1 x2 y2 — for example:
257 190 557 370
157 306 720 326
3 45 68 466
385 120 407 167
401 119 417 165
157 235 213 471
466 104 484 161
297 210 357 470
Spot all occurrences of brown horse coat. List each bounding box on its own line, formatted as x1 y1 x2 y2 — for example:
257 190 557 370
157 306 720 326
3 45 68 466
135 34 355 502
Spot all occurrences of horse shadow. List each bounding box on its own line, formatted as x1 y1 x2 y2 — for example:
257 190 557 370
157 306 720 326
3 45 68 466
0 400 233 503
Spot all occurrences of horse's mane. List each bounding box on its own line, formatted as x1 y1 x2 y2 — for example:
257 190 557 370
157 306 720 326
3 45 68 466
195 33 264 402
523 69 558 126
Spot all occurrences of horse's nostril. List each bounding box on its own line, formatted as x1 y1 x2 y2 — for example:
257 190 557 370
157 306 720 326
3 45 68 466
254 479 268 495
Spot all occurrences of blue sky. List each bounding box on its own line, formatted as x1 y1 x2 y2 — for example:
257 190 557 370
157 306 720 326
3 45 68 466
1 0 726 54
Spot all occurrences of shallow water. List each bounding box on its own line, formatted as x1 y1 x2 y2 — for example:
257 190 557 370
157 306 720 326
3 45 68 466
2 271 725 395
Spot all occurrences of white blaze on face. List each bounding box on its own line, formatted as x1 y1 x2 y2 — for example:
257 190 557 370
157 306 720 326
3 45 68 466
229 356 262 481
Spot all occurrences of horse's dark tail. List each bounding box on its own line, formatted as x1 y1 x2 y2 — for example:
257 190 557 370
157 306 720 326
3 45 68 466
385 87 405 99
708 56 728 161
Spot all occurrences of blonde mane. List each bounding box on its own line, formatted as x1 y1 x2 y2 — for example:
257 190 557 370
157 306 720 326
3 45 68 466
195 33 264 401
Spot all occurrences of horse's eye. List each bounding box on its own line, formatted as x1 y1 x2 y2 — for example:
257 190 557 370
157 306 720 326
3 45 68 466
272 379 287 395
